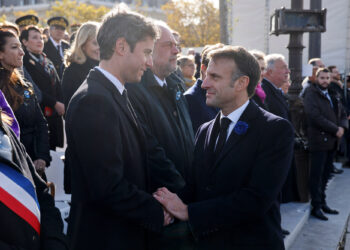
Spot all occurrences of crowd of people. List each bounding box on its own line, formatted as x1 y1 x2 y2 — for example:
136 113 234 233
0 5 349 250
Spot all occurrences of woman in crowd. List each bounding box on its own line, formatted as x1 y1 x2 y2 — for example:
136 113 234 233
0 28 50 177
62 21 100 108
250 50 267 109
177 55 196 90
20 26 64 151
0 28 67 250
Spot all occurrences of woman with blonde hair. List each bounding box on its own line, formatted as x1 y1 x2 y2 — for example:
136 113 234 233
61 21 100 108
177 55 196 89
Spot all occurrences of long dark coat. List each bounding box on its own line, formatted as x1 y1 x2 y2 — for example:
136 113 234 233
22 50 64 149
304 83 348 151
126 69 194 190
65 68 164 250
179 101 294 250
61 57 99 108
7 81 51 165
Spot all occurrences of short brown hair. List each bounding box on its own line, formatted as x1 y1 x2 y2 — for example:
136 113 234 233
316 67 330 77
98 9 158 60
208 46 260 97
201 43 224 67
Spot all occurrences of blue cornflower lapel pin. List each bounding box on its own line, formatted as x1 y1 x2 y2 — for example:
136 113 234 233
234 121 248 135
176 90 182 100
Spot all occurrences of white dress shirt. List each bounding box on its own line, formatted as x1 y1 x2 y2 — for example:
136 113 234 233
96 67 125 95
154 74 167 87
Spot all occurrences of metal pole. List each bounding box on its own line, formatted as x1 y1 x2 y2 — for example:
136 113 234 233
288 0 304 96
309 0 322 59
220 0 229 44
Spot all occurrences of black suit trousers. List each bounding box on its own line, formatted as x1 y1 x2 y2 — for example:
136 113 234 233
309 150 334 208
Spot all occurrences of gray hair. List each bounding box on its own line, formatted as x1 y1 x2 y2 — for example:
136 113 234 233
265 53 285 70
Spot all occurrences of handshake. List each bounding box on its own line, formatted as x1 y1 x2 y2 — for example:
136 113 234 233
153 187 189 226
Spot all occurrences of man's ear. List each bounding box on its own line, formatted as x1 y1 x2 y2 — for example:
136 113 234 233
238 76 249 91
114 37 129 56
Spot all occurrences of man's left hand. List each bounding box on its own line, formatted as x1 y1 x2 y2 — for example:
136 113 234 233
153 187 189 221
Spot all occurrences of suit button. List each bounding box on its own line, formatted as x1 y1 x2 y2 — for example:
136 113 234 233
324 138 328 142
205 186 213 191
173 111 177 117
32 235 36 241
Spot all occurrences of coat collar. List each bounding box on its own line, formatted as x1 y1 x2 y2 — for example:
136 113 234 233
262 78 288 108
88 69 144 139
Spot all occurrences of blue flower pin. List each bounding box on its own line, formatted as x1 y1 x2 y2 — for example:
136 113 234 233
24 90 30 99
176 91 182 100
234 121 248 135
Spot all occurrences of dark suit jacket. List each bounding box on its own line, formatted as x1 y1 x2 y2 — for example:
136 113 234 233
65 69 164 250
126 69 193 190
43 38 70 78
262 78 289 120
304 83 348 151
184 79 219 133
180 101 294 250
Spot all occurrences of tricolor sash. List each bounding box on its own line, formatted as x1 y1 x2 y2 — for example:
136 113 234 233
0 162 41 234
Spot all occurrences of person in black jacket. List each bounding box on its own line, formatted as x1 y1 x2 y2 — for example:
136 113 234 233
0 28 50 177
43 17 70 78
21 26 65 150
0 29 67 250
65 11 174 250
304 68 348 220
62 21 100 108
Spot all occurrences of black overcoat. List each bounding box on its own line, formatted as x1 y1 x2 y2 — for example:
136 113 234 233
126 69 194 189
303 83 348 151
65 68 164 250
22 51 64 149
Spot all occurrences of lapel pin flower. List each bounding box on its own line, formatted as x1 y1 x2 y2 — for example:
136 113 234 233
234 121 248 135
29 59 35 65
176 91 182 100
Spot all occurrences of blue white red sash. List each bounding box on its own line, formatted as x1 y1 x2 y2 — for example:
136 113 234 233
0 163 40 234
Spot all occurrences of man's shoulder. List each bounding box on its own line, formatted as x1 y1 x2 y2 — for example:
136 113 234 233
184 79 202 96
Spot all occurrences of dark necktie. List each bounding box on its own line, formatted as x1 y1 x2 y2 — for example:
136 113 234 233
57 45 61 57
214 117 231 157
324 92 334 108
122 90 139 127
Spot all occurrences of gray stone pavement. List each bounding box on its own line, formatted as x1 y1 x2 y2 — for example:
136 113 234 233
289 168 350 250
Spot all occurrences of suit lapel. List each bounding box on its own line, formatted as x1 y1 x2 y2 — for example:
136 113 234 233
90 69 144 138
263 79 288 109
208 101 259 174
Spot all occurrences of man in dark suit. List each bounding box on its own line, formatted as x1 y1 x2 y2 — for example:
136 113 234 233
65 11 172 250
184 44 222 133
126 21 193 190
262 54 299 205
262 54 290 120
304 68 347 220
43 17 70 78
154 46 294 250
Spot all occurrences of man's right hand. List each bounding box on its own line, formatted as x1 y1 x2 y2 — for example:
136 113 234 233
54 102 65 116
336 127 344 138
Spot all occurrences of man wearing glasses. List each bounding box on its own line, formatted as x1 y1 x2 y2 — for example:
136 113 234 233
126 20 195 249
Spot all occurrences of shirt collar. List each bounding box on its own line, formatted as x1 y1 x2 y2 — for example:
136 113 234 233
50 36 61 48
220 100 250 125
96 66 125 95
154 74 167 87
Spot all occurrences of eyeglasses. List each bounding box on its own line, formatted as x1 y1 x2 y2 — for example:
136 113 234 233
158 41 180 50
